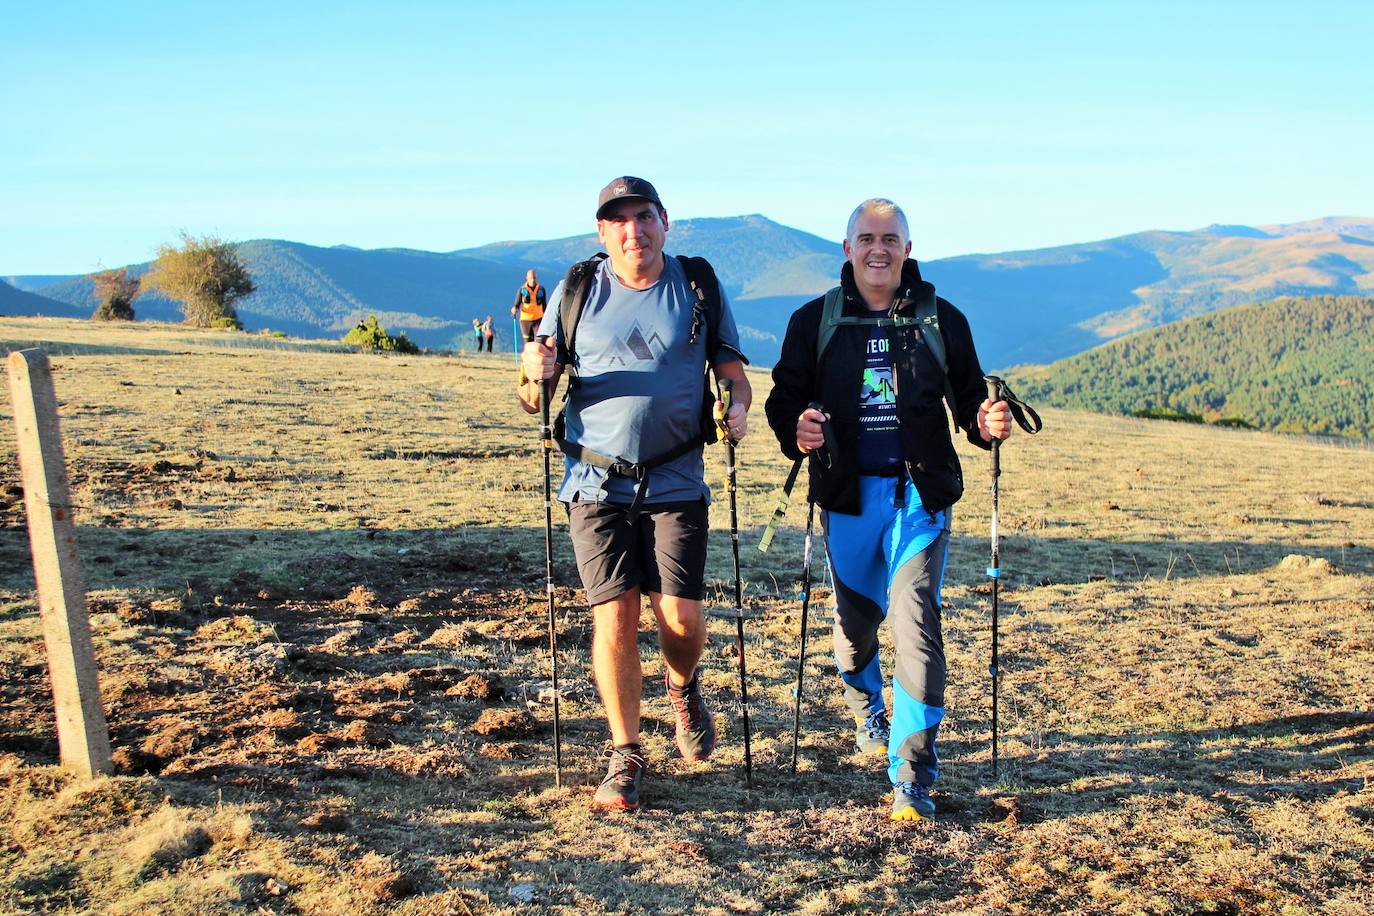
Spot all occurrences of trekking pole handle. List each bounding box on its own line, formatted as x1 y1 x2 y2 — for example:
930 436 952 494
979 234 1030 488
984 375 1004 406
983 376 1002 478
717 377 735 442
535 334 554 432
807 402 837 469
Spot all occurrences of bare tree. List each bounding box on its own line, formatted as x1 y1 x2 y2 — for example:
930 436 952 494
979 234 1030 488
143 233 255 328
90 268 140 321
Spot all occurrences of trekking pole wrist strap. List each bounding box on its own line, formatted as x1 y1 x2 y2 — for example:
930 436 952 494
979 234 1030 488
984 376 1044 435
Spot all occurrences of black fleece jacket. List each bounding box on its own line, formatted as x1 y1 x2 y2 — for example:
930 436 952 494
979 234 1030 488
764 259 990 516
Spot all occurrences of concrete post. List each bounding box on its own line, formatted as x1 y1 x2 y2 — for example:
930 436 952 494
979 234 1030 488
7 348 114 777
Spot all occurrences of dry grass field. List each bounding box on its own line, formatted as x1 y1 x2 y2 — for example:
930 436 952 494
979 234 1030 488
2 316 1372 915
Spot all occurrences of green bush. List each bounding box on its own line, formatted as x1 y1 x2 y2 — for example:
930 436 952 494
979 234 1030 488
1131 407 1204 424
1211 416 1257 430
93 300 135 321
344 315 419 354
90 268 139 321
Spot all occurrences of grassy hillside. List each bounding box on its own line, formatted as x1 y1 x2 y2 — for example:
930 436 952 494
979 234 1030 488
2 317 1372 914
1009 295 1374 439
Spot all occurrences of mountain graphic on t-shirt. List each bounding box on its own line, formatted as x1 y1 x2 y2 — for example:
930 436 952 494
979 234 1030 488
602 323 669 367
625 326 656 360
861 368 896 404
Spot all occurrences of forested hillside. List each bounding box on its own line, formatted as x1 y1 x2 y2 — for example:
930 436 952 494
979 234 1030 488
1009 295 1374 439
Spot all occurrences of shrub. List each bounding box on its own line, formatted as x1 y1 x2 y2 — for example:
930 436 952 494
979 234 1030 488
1130 407 1204 424
1212 416 1257 430
344 315 419 354
90 268 139 321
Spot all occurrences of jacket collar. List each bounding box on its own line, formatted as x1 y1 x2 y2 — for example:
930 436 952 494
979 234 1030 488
839 259 932 313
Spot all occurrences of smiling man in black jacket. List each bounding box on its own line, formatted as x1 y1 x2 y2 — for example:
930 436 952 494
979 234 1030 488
765 197 1014 822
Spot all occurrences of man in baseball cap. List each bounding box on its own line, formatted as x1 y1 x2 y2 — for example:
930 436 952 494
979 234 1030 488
595 176 664 219
520 177 750 812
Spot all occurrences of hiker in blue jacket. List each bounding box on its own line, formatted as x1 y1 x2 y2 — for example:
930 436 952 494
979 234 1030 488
764 198 1014 822
520 176 751 812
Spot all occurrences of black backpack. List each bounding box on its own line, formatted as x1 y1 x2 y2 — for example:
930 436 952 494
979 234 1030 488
551 253 743 513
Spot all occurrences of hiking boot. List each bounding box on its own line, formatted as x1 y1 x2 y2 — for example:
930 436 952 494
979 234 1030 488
592 745 647 812
855 710 891 755
891 781 936 822
666 670 717 762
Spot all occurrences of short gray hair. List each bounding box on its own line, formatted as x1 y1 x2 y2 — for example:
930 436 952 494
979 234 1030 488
846 198 909 242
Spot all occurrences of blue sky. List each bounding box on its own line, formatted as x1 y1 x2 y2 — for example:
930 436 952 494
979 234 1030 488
3 1 1372 274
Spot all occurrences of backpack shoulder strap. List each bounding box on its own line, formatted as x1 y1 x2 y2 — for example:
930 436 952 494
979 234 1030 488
815 286 846 366
678 255 750 366
915 294 945 376
558 252 609 363
917 295 958 415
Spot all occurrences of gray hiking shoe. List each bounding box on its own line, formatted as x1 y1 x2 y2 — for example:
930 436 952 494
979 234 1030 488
891 781 936 822
666 670 717 762
592 745 647 812
855 710 890 755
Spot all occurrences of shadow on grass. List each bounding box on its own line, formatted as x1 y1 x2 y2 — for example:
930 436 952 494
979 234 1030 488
3 515 1369 600
939 709 1374 819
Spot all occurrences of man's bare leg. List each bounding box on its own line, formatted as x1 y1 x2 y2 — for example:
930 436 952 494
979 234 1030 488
592 588 645 745
650 592 707 687
651 591 717 761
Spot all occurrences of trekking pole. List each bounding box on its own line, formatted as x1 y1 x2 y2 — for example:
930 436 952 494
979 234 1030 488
538 335 563 788
789 403 833 775
717 378 753 789
789 500 816 775
981 374 1043 781
986 376 1003 781
512 316 522 368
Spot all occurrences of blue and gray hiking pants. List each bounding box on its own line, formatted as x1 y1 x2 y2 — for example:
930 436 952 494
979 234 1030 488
824 474 949 787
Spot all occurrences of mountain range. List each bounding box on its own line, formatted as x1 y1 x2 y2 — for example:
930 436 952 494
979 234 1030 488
5 215 1372 368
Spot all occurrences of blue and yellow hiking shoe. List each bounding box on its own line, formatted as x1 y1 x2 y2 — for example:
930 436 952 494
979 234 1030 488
891 781 936 822
666 670 716 762
592 745 647 812
855 710 890 755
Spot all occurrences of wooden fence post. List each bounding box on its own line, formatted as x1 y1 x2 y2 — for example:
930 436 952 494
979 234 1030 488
7 348 114 777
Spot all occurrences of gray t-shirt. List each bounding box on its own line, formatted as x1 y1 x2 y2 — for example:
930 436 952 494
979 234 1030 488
536 255 744 505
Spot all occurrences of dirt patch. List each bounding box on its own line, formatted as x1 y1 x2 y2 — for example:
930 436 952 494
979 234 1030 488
447 673 505 701
470 708 536 738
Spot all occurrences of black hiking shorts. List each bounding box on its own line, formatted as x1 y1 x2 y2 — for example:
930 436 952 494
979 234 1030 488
566 499 708 605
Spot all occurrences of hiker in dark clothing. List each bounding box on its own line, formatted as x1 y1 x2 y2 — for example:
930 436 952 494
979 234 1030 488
520 176 750 812
482 315 495 352
765 197 1014 822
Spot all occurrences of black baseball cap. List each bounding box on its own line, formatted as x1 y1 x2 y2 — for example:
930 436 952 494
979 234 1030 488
596 176 663 219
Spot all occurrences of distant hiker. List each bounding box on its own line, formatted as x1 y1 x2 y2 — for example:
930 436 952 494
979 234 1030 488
472 318 484 351
764 198 1015 822
482 315 495 352
520 176 750 812
512 269 547 342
